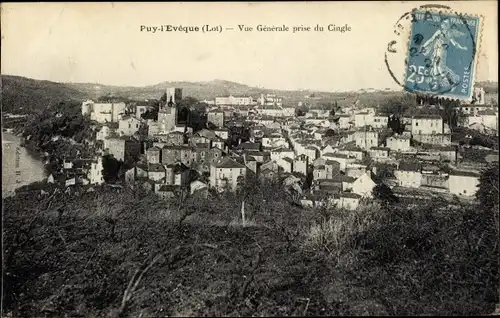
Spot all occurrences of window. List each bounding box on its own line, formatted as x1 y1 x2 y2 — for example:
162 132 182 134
464 189 467 194
415 122 419 126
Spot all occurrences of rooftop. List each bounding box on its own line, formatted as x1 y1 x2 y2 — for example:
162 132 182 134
449 170 480 178
341 192 362 199
213 157 246 169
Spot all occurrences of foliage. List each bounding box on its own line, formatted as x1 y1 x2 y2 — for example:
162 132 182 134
388 115 405 134
102 154 123 183
296 105 308 116
324 129 335 137
2 182 498 316
372 183 399 206
1 75 89 114
379 94 415 116
476 162 499 211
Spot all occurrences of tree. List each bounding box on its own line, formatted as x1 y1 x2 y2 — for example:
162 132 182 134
476 162 499 211
296 105 308 116
324 129 335 137
379 95 415 116
102 154 122 183
388 115 405 134
373 183 399 206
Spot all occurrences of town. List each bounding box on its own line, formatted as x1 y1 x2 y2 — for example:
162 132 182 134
42 85 498 210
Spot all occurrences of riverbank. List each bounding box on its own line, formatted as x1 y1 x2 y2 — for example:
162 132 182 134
2 132 47 198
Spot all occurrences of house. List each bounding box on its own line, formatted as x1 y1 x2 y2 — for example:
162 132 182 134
148 121 160 136
411 115 443 135
337 146 365 161
305 146 319 161
89 156 104 185
155 184 183 199
213 128 230 140
125 163 148 185
135 103 154 119
96 125 113 141
354 112 374 128
320 145 337 157
372 115 389 129
420 172 449 192
237 142 262 152
464 109 498 133
146 146 161 164
82 100 127 123
192 147 224 173
394 162 422 188
349 172 376 198
216 95 254 106
386 134 411 152
104 137 141 162
323 153 350 171
244 155 259 174
313 160 341 180
262 135 288 149
259 105 285 117
334 114 352 130
369 147 391 162
354 129 379 150
207 111 225 128
339 192 362 210
161 145 196 166
260 160 280 173
155 131 185 146
118 116 141 136
209 157 247 192
448 170 480 197
258 93 283 107
293 154 309 175
276 157 294 173
243 151 268 163
413 133 452 145
148 163 166 182
165 162 190 186
270 147 295 161
345 163 368 178
260 167 279 180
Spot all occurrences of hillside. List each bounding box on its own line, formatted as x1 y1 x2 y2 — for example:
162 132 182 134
1 75 90 114
2 75 497 115
3 178 498 317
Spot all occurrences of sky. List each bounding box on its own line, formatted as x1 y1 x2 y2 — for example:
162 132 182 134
1 1 497 92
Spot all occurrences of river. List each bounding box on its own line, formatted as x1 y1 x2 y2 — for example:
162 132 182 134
2 132 46 198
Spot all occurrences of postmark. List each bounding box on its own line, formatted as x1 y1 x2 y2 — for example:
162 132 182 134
385 4 483 102
404 10 481 101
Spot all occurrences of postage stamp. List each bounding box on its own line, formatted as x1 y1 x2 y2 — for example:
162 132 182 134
403 9 482 101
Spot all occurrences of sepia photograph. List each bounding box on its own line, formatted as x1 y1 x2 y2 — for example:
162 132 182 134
1 1 499 316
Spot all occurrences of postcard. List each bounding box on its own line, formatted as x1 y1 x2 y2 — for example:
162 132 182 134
1 2 498 317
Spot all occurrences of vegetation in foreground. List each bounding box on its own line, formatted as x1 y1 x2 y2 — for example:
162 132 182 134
3 163 499 317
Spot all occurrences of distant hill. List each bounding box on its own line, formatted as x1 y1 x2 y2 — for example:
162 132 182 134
2 75 497 115
1 75 90 114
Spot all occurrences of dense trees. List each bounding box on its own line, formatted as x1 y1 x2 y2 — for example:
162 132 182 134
102 154 123 183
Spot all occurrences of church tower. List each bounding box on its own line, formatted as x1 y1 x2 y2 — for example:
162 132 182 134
158 87 183 134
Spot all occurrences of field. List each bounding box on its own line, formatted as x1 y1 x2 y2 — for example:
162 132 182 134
3 182 498 317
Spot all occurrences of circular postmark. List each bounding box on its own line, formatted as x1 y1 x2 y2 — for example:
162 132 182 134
385 4 479 100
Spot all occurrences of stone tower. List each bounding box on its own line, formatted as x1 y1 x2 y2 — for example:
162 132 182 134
158 87 182 134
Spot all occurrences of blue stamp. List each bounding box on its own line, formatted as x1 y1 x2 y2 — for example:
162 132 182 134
404 10 481 100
